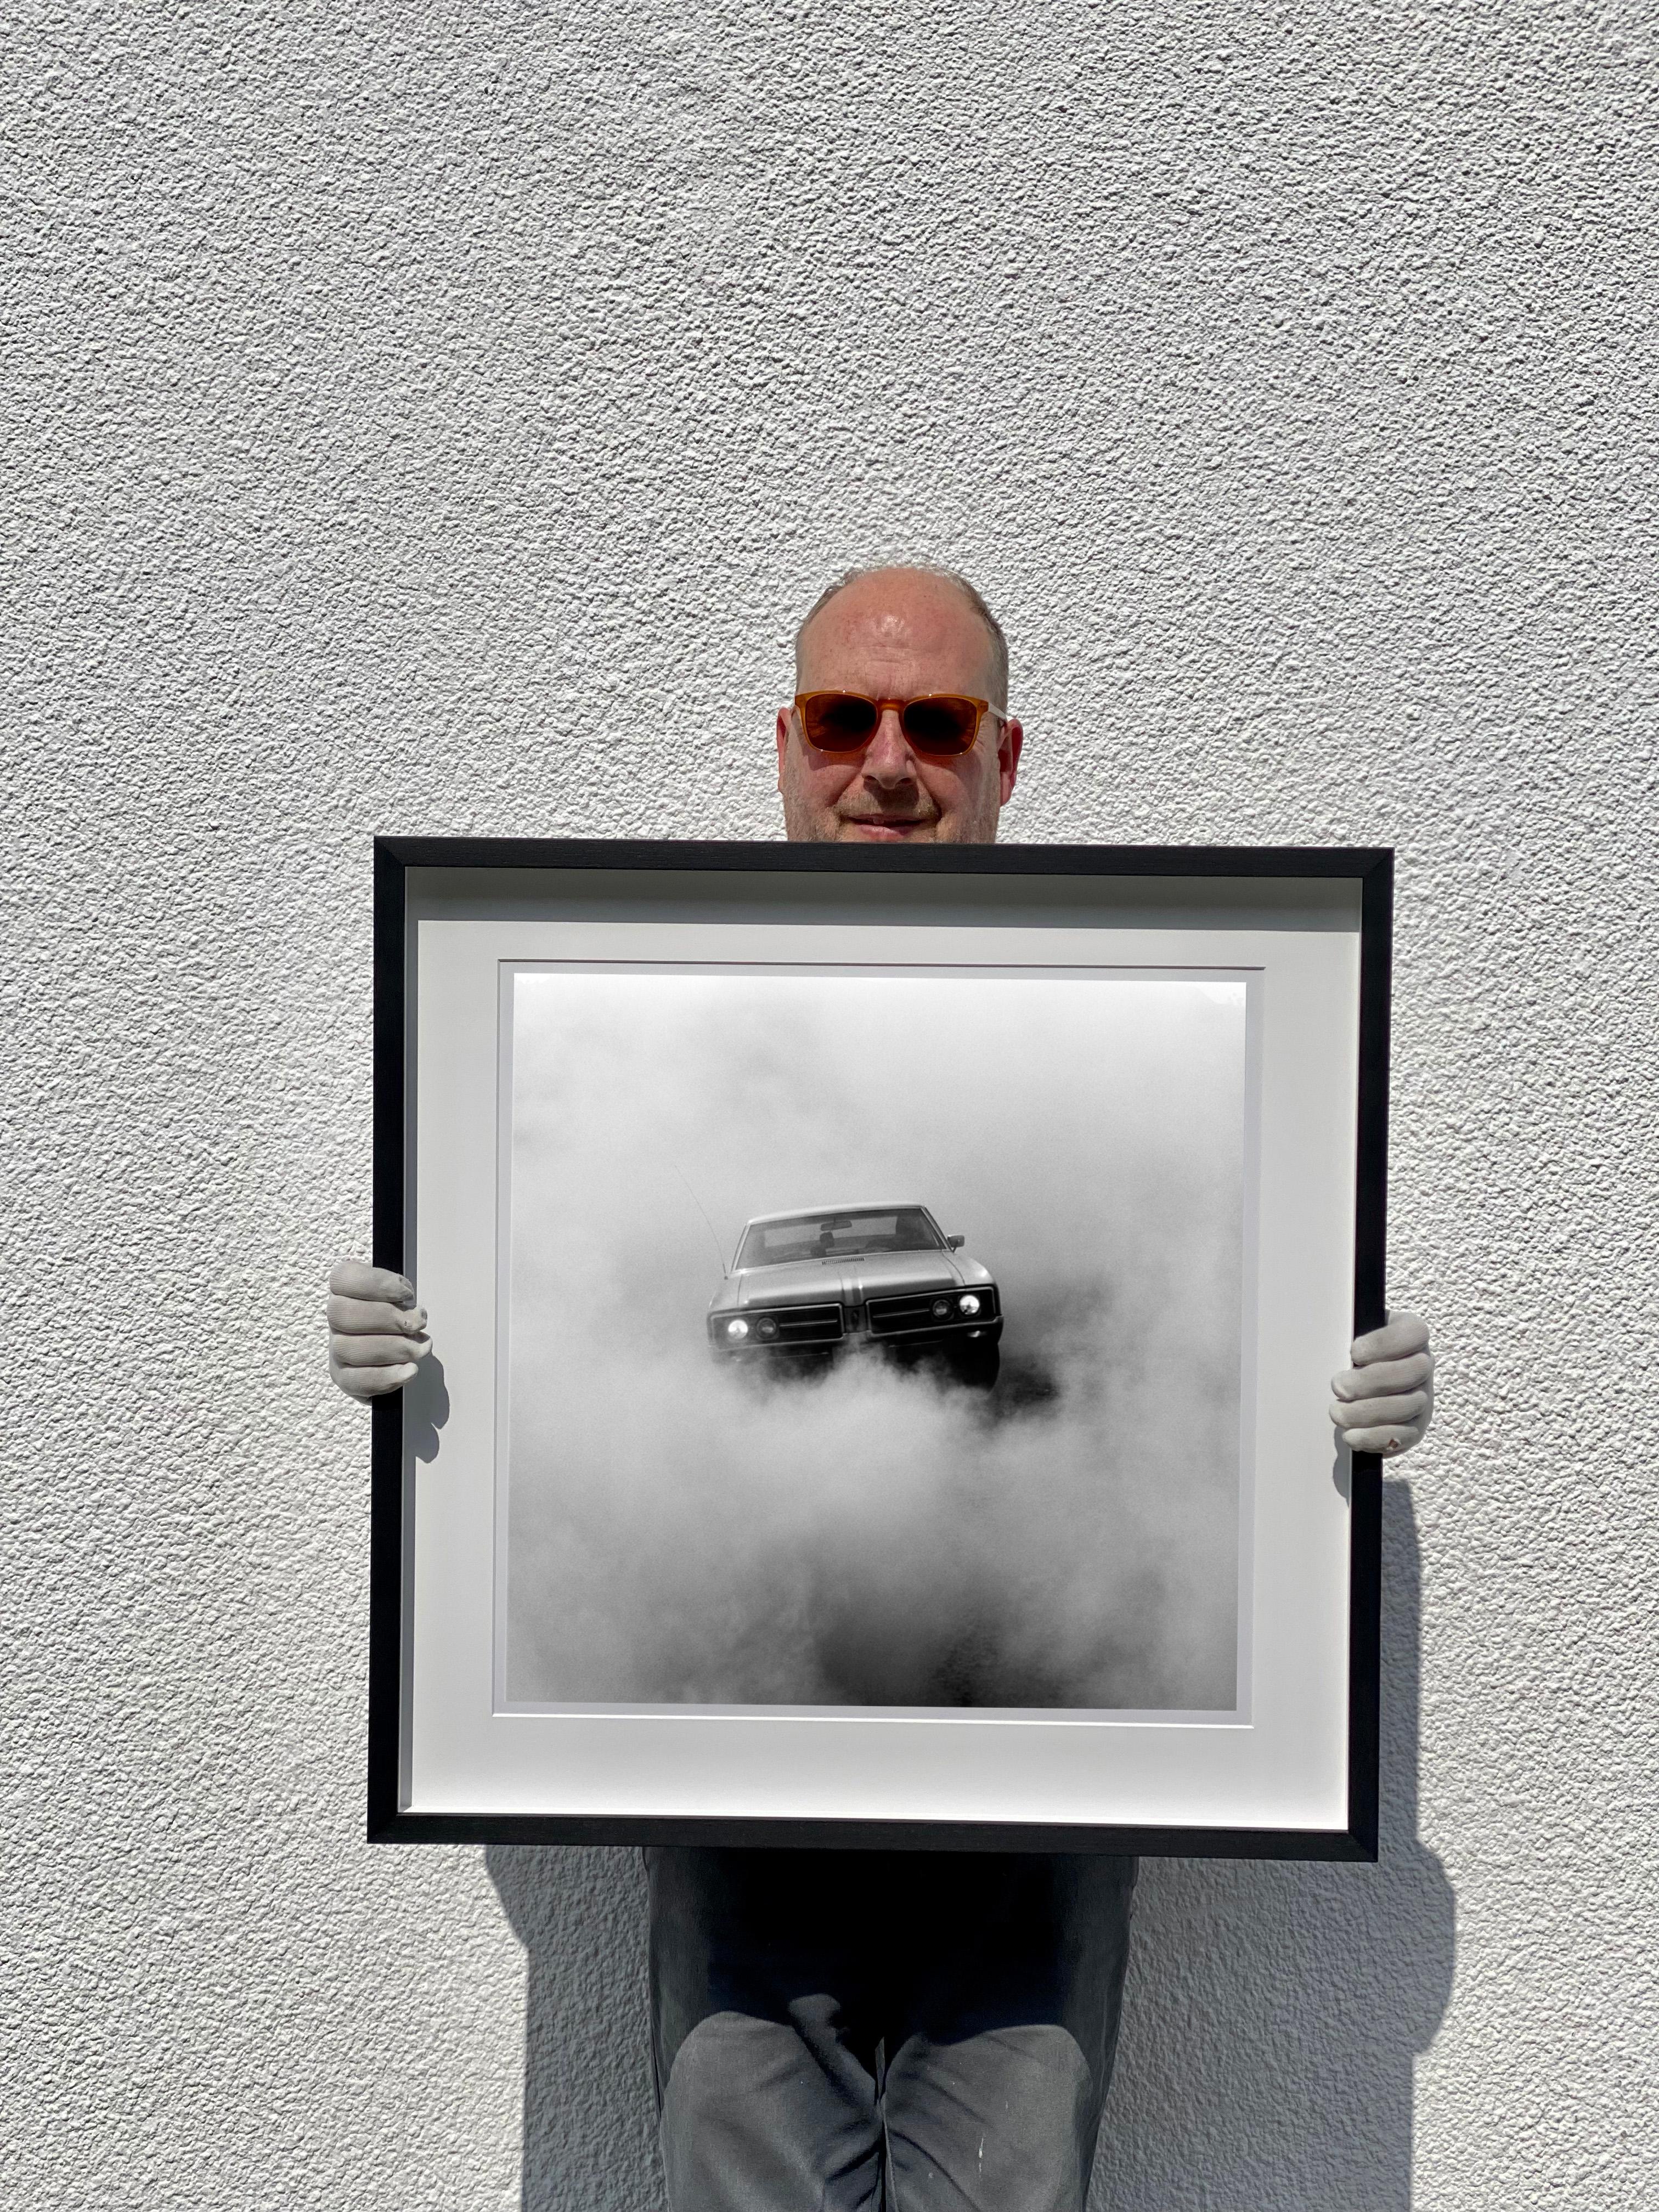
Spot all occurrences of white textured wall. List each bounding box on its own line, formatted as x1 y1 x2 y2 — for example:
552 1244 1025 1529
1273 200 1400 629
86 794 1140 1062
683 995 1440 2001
6 3 1655 2206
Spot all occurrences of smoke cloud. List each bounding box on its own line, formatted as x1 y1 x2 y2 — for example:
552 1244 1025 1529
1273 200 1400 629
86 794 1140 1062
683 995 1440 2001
504 965 1246 1711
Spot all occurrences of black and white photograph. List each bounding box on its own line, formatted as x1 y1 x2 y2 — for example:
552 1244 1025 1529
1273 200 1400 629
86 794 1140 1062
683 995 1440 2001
501 960 1251 1716
380 842 1384 1851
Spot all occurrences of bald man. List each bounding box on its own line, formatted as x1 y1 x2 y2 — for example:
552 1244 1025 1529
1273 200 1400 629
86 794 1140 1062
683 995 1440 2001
328 565 1435 2210
775 565 1022 845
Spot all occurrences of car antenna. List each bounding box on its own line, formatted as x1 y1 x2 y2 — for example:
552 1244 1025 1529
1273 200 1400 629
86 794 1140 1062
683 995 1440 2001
672 1164 731 1277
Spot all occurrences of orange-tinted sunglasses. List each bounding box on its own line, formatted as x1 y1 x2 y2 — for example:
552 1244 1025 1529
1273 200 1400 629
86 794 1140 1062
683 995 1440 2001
794 691 1007 759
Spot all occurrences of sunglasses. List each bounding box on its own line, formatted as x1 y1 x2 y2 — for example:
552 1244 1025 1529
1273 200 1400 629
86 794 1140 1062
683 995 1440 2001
794 691 1007 759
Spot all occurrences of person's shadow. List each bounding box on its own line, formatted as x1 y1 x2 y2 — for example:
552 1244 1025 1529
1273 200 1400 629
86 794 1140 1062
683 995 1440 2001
487 1479 1454 2210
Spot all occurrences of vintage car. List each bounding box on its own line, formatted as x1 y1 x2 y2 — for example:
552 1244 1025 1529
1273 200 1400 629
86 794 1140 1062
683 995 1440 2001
706 1203 1002 1384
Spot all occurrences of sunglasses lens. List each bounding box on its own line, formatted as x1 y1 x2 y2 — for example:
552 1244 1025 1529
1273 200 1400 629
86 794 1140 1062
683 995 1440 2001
803 693 880 750
901 697 979 754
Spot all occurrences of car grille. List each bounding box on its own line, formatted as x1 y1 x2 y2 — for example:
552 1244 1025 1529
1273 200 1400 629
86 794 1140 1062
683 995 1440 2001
867 1287 996 1337
751 1302 845 1345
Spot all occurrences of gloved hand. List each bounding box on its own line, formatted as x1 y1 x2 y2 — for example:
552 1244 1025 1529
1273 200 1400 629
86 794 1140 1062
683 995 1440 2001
1330 1312 1435 1456
326 1261 431 1401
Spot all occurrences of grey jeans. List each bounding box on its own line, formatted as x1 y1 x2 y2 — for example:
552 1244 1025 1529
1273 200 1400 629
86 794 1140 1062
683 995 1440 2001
647 1847 1137 2212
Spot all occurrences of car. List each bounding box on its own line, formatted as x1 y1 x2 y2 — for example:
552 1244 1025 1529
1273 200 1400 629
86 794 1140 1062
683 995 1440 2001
706 1203 1002 1386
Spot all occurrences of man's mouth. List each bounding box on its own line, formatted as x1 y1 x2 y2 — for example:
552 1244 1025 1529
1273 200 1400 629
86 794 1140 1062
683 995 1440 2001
838 814 936 840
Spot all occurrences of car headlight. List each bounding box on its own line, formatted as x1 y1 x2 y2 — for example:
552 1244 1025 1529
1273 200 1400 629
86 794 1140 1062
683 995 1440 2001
756 1317 779 1341
725 1318 750 1339
957 1293 981 1316
930 1297 951 1318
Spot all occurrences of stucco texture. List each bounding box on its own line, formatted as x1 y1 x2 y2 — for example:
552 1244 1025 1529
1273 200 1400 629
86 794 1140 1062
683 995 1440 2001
5 3 1655 2206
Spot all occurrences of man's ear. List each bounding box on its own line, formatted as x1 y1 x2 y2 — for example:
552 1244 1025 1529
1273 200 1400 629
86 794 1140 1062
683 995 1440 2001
775 706 793 792
997 717 1024 806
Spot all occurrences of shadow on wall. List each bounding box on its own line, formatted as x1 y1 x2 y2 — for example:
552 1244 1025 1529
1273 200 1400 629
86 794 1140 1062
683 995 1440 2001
487 1480 1453 2212
487 1845 662 2212
1094 1480 1456 2210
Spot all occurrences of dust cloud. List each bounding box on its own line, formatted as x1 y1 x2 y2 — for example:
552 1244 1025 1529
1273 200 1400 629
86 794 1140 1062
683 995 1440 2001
504 965 1247 1711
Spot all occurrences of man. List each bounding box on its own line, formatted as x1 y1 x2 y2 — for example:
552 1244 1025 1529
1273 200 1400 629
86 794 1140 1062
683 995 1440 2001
328 565 1435 2209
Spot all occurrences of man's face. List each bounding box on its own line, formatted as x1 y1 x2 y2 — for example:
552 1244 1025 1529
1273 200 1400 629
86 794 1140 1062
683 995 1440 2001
775 570 1023 844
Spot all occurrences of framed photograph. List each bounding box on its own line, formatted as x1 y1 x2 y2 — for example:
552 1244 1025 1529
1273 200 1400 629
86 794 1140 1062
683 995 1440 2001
369 839 1390 1857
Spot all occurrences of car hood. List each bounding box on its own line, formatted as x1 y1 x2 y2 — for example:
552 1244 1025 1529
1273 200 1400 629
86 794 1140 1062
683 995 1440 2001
709 1250 991 1313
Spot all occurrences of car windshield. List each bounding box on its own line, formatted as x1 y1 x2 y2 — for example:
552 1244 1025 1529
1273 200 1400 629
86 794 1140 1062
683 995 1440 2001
736 1209 945 1268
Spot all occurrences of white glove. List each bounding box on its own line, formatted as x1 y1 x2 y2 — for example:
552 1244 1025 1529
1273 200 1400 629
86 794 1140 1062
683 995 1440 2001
1330 1311 1435 1457
327 1260 431 1401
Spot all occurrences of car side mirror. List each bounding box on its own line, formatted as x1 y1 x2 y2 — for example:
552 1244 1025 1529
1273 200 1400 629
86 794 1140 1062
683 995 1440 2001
946 1234 964 1249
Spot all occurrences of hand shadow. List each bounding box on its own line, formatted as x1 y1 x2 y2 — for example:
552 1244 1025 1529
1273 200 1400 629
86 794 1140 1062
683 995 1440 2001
405 1352 450 1464
1092 1479 1456 2210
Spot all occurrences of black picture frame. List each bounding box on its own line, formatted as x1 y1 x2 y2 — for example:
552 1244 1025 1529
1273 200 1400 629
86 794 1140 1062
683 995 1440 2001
369 838 1391 1859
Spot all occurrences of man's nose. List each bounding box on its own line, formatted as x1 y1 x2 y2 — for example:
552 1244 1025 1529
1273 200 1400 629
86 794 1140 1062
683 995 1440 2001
860 708 917 783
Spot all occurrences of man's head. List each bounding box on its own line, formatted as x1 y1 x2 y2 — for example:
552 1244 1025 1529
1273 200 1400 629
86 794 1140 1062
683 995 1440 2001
776 565 1022 844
